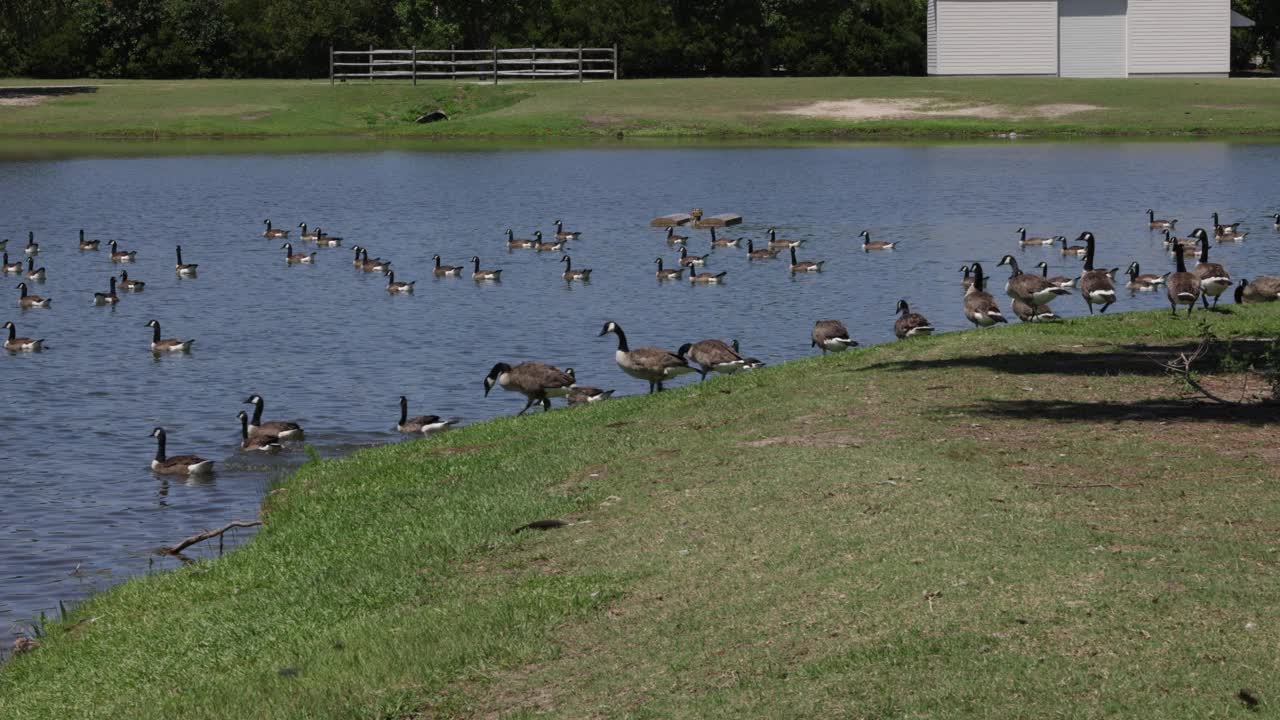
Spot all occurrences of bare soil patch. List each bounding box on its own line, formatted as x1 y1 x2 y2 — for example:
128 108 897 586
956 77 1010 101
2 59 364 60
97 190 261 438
776 98 1102 122
741 432 863 449
0 96 47 108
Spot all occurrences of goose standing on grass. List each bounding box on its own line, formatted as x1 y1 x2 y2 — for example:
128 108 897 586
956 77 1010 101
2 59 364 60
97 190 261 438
1059 235 1086 257
767 228 803 249
1166 242 1202 316
599 321 696 393
811 319 858 353
997 255 1071 307
688 268 727 284
1211 212 1243 239
678 246 707 267
1147 209 1177 230
746 239 779 260
432 254 463 277
554 219 581 241
359 248 390 273
78 229 100 251
1235 277 1280 304
237 411 283 452
24 258 45 282
119 270 145 291
16 283 50 309
175 246 199 275
484 361 576 413
962 263 1007 327
860 230 897 251
560 255 592 281
730 339 765 369
283 243 316 264
243 394 304 440
149 428 214 476
563 369 615 406
665 227 688 245
385 271 414 293
263 220 289 239
788 246 824 273
1033 261 1076 290
894 300 934 338
1017 227 1058 247
470 256 501 281
677 338 747 379
654 257 685 280
1077 232 1118 314
396 396 458 433
1012 298 1059 323
2 253 21 275
108 240 136 263
1189 228 1231 308
710 227 741 248
3 321 43 351
298 223 321 242
532 231 566 252
145 320 193 353
93 276 119 305
1124 262 1164 291
506 229 536 250
24 232 38 256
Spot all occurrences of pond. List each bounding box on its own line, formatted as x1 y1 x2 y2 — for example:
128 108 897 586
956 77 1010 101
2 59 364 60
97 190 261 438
3 140 1279 637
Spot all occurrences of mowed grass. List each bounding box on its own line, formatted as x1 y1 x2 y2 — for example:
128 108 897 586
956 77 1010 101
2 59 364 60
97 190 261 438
2 77 1280 138
2 305 1279 718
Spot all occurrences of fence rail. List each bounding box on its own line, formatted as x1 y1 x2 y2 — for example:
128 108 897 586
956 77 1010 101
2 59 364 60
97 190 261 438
329 45 619 84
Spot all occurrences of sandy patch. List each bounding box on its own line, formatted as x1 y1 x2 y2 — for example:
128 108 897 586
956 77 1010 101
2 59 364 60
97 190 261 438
0 96 47 107
777 98 1102 122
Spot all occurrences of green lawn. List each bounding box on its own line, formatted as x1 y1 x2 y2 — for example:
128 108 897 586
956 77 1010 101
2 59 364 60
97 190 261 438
2 305 1278 718
1 77 1280 139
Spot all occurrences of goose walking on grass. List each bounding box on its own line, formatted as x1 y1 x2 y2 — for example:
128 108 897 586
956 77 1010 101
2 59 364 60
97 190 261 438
599 321 695 393
1166 242 1202 316
24 258 45 282
78 229 101 251
145 320 193 353
243 394 304 440
237 411 283 452
24 232 38 256
768 228 803 249
678 339 747 379
2 253 21 275
385 271 414 293
1017 227 1057 247
1147 209 1177 230
175 246 199 276
470 256 501 281
560 255 592 281
3 321 43 351
1189 229 1231 308
396 396 457 433
563 369 614 405
665 227 689 246
283 243 316 264
108 240 136 263
16 283 50 309
1235 277 1280 304
997 255 1071 307
484 361 576 413
746 239 779 260
811 320 858 353
1124 262 1165 291
1012 298 1059 323
93 276 119 305
150 428 214 476
532 231 566 253
554 219 581 241
860 230 897 251
894 300 934 338
962 263 1007 327
432 254 463 277
788 246 823 273
710 227 740 248
119 270 145 292
263 220 289 239
1033 261 1076 290
654 257 685 280
506 229 536 250
1077 232 1118 314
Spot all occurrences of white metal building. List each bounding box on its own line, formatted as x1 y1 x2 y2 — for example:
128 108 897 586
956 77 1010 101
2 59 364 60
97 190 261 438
927 0 1246 78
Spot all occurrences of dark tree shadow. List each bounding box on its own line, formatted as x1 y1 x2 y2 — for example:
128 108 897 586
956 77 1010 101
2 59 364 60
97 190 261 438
956 398 1276 426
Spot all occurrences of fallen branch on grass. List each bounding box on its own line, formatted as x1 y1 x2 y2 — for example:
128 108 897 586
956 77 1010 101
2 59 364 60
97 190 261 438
156 521 261 563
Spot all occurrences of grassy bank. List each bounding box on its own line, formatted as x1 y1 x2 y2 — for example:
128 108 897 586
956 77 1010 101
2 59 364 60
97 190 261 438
2 77 1280 139
2 306 1279 718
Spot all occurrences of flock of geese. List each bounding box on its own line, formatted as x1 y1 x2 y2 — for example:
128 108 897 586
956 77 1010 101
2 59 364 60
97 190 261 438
4 210 1279 477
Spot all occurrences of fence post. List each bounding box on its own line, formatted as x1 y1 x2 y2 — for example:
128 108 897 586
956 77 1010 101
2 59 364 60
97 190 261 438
412 45 417 86
578 47 583 82
531 44 536 80
368 44 374 83
492 47 498 84
329 44 334 85
451 45 456 81
613 43 619 80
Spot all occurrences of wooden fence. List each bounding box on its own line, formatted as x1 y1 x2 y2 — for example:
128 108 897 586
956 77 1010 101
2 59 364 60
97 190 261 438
330 46 619 84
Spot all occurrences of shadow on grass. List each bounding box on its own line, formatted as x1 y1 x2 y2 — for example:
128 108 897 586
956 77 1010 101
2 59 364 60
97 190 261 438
958 398 1276 425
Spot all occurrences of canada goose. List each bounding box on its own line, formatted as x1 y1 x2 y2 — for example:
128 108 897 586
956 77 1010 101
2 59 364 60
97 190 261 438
243 394 304 440
677 338 747 379
1147 209 1177 230
397 396 457 433
788 246 824 273
470 256 502 281
145 320 193 353
665 227 688 245
352 246 366 267
709 227 740 248
746 239 779 260
962 263 1007 327
553 219 581 241
313 227 343 246
1058 235 1086 257
729 339 765 369
1161 229 1198 249
119 270 145 292
960 264 974 290
505 229 536 249
1211 212 1242 238
811 320 858 353
484 361 576 413
93 276 119 305
0 238 5 251
1124 262 1165 291
997 255 1070 306
1235 277 1280 304
1273 213 1280 230
298 223 321 242
532 231 566 252
2 253 20 274
1017 227 1057 246
560 255 592 281
16 283 50 309
237 411 283 452
1077 232 1118 314
598 321 696 393
175 246 199 275
149 428 214 476
385 271 415 293
108 240 136 263
1189 229 1231 308
894 300 934 338
78 229 100 251
767 228 803 249
563 368 614 405
432 254 463 277
283 243 316 264
24 257 45 282
1012 298 1059 322
688 269 727 284
23 232 38 256
859 230 897 251
1166 242 1202 316
653 257 685 280
263 219 289 239
678 246 707 267
359 248 389 272
1033 261 1076 290
3 321 43 351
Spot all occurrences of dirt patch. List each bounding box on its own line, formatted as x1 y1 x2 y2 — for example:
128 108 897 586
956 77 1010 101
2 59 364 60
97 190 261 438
0 96 47 108
776 98 1103 122
741 432 863 449
238 111 272 121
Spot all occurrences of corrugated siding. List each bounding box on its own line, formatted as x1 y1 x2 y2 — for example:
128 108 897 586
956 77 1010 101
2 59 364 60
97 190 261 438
928 0 937 74
1060 0 1127 77
1127 0 1228 74
936 0 1058 75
